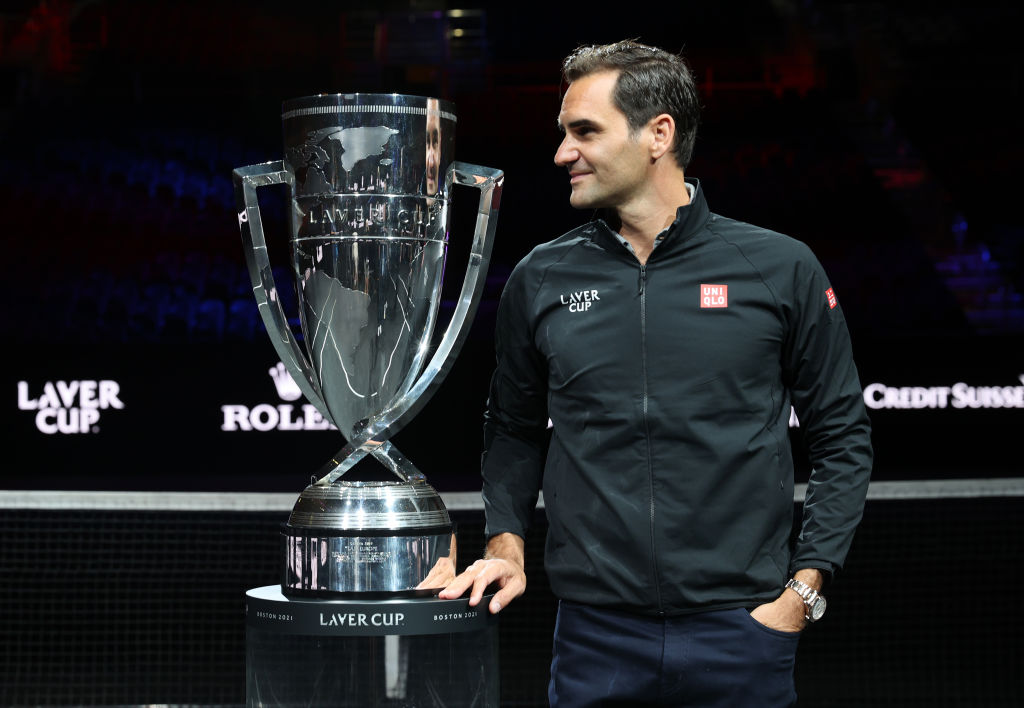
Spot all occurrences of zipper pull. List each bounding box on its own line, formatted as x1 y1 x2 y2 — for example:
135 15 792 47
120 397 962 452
638 264 646 295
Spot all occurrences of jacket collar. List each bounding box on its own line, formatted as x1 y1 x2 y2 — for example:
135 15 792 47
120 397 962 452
587 178 710 257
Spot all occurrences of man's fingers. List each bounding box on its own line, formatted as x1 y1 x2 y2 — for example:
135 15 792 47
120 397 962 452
488 575 526 614
468 569 497 606
438 558 525 614
437 568 477 599
415 559 455 590
469 560 526 613
438 560 496 599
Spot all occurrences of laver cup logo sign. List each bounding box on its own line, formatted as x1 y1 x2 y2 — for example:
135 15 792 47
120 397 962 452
221 362 337 432
320 611 406 628
17 379 124 434
245 587 498 637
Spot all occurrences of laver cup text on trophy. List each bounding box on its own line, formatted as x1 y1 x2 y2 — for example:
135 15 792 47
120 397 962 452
233 94 502 597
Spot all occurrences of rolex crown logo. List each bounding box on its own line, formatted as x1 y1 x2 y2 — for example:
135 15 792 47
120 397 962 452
269 362 303 401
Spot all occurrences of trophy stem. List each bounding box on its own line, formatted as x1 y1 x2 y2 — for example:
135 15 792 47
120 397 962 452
313 440 425 486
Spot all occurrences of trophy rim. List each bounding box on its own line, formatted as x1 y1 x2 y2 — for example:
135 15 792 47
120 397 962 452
282 92 457 115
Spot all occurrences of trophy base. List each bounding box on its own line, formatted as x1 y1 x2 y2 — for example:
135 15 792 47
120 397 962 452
246 585 500 707
281 523 454 597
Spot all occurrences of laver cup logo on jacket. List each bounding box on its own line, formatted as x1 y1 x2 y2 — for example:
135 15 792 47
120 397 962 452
560 289 601 312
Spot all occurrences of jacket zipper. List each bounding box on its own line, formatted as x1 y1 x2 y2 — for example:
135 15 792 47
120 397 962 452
639 263 664 611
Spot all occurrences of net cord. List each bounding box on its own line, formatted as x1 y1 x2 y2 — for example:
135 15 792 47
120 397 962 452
2 479 1022 512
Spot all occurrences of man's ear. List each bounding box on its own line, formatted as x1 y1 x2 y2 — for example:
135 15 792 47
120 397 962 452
648 113 675 161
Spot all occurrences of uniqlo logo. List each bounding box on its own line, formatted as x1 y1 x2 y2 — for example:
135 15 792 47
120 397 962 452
700 284 728 308
826 288 838 309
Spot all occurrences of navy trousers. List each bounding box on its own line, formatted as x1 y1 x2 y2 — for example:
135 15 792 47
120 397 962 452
548 601 799 707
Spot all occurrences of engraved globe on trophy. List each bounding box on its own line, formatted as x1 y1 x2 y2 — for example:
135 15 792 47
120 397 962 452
233 94 502 597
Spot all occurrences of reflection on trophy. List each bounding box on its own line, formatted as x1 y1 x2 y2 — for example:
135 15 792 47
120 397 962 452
232 94 503 598
425 97 442 197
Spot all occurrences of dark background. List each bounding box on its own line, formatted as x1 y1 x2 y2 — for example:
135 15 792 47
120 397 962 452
2 0 1021 488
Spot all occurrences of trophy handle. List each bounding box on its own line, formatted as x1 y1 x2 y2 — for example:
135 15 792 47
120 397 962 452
232 161 334 425
316 161 504 484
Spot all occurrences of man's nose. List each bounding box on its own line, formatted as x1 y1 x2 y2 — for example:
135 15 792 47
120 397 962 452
554 136 577 167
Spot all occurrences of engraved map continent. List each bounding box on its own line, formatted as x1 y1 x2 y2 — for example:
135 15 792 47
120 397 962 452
289 125 399 192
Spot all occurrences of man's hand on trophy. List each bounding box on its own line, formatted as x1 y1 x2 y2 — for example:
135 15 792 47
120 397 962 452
438 532 526 614
417 557 457 590
417 534 458 590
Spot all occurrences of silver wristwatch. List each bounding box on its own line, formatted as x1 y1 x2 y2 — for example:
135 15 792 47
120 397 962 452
785 578 827 622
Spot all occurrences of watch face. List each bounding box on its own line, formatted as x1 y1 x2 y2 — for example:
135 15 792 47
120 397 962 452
810 597 827 621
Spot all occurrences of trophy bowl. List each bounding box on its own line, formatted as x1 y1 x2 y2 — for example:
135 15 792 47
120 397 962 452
233 93 502 597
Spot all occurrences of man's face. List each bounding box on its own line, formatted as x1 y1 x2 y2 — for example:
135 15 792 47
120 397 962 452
554 70 649 211
425 101 441 196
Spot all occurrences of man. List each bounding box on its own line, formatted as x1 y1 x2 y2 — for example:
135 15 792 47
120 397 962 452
440 40 872 707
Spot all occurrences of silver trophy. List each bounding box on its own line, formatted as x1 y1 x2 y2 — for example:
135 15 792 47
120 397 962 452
233 93 502 597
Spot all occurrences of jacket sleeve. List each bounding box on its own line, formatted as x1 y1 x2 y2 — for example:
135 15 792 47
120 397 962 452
781 246 873 576
480 256 550 540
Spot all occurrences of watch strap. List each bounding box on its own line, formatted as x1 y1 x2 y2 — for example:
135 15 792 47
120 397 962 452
785 578 824 621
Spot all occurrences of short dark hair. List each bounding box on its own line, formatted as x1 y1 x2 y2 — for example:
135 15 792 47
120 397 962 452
562 40 701 169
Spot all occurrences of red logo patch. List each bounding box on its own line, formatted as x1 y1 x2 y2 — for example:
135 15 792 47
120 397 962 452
700 284 728 308
826 288 838 309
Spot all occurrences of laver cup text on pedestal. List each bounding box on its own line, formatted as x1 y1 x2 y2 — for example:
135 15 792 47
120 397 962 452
233 93 502 597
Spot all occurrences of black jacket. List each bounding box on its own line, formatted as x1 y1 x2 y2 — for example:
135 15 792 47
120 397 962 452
481 180 872 616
